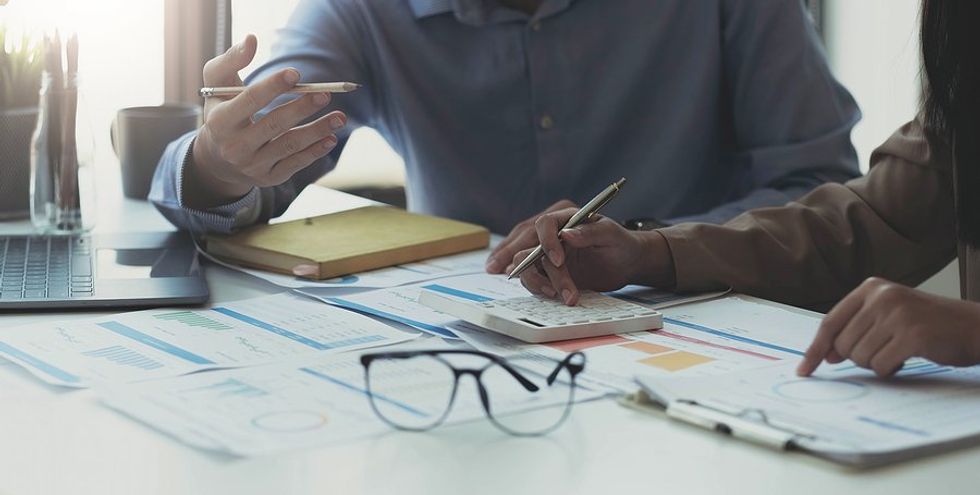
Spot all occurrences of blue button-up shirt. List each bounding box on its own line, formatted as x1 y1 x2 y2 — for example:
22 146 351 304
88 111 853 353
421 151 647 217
150 0 860 235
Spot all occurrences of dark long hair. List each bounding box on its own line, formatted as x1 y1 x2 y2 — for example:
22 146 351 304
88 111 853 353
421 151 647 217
922 0 980 246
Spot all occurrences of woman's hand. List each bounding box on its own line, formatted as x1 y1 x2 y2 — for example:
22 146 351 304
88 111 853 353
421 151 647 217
798 277 980 377
512 207 675 305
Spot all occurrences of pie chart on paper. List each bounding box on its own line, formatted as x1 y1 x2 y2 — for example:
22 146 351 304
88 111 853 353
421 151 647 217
772 378 869 402
250 410 328 432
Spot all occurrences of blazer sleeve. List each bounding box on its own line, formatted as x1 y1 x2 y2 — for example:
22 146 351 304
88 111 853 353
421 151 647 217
657 118 958 311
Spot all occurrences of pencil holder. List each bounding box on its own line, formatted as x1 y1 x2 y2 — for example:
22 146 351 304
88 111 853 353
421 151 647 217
30 70 95 234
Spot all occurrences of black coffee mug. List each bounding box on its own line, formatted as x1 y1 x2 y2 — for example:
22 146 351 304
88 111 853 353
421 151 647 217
111 104 201 199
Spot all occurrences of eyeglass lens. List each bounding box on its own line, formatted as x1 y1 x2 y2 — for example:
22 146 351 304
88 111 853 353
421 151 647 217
365 353 577 435
481 355 576 435
365 354 457 431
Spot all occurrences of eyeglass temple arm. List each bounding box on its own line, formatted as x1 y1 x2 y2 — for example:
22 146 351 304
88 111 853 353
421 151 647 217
547 352 585 385
496 360 540 392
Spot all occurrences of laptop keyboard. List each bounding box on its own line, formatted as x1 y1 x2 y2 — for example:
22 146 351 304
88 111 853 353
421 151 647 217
0 236 94 300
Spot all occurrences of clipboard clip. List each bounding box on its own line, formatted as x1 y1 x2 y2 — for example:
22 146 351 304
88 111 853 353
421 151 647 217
667 400 815 451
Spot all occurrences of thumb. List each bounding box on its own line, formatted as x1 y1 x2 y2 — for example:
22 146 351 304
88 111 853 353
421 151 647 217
203 34 258 86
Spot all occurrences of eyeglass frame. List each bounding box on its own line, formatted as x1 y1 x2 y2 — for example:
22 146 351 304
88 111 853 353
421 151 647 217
359 349 586 436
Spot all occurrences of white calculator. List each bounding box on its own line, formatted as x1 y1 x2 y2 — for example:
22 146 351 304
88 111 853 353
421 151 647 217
419 288 663 343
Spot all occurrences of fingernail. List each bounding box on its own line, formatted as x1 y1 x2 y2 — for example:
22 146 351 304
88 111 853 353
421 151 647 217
796 363 810 376
485 257 498 272
313 93 328 105
292 264 318 277
562 289 573 305
285 69 300 84
560 228 577 239
547 249 562 266
330 115 345 129
323 136 337 149
542 286 557 298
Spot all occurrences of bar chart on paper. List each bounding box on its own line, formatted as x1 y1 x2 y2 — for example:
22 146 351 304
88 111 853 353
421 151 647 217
153 311 234 331
82 346 165 371
0 293 418 387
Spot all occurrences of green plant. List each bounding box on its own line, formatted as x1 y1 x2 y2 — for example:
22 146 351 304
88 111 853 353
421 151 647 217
0 26 43 109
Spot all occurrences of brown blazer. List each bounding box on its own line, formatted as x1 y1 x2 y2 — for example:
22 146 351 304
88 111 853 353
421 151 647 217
658 117 979 311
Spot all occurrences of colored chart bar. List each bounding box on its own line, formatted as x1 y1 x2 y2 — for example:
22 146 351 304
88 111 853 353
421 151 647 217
546 334 630 353
639 351 715 372
620 341 673 355
211 307 329 350
83 345 164 370
97 321 215 364
154 311 233 331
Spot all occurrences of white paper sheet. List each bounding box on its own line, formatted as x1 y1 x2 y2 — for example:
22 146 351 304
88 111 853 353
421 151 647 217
101 340 605 456
305 273 531 338
0 293 417 387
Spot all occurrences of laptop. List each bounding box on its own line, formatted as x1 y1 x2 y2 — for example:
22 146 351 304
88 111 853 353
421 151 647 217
0 231 209 310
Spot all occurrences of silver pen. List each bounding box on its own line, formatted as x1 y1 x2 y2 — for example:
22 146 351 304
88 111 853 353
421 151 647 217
508 177 627 280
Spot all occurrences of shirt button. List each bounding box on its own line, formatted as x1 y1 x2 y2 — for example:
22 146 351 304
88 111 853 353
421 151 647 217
539 114 554 129
531 21 542 31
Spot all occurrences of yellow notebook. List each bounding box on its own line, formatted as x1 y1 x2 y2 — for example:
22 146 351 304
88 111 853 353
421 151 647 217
206 206 490 280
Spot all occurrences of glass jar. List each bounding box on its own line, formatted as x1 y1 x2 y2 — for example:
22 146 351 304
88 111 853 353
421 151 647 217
30 71 95 234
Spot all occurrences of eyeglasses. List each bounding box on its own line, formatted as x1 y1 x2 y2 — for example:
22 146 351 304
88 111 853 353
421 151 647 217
359 349 586 436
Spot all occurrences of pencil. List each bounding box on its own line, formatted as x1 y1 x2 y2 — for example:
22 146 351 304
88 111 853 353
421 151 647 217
199 82 362 98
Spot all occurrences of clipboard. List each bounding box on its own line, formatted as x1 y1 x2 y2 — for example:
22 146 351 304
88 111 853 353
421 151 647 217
625 362 980 468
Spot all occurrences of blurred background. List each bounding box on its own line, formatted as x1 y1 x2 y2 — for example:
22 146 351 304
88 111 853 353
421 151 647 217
3 0 950 293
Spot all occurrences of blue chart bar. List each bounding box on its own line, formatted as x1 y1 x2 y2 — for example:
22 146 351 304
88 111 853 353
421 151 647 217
664 317 805 357
325 297 459 339
421 284 494 303
211 307 330 350
83 345 165 371
0 342 80 384
97 321 215 364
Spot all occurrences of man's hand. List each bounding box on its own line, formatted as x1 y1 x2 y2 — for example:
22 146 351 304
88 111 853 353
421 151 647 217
513 207 674 305
185 35 347 208
798 277 980 377
486 200 578 274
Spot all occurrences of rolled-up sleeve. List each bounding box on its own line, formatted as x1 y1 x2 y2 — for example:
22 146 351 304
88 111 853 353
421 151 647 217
667 0 861 225
148 131 263 233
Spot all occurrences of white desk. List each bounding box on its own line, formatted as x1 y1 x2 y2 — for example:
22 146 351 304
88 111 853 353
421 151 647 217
1 184 978 495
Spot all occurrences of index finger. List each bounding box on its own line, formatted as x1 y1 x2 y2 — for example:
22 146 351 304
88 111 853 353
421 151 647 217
534 209 571 267
797 283 872 376
219 68 302 125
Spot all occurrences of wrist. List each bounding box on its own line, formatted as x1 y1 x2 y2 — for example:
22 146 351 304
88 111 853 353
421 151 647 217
186 137 253 208
628 230 676 289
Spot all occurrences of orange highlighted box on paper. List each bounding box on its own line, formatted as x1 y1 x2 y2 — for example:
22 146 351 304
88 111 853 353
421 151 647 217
639 351 714 371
